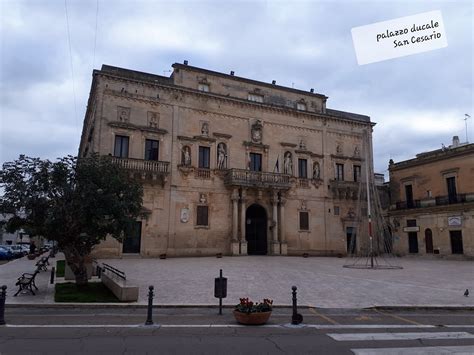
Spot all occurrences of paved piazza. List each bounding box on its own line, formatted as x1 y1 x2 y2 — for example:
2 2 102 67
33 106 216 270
2 255 473 307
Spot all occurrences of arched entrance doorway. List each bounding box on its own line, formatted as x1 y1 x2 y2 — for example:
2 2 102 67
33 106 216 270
245 204 267 255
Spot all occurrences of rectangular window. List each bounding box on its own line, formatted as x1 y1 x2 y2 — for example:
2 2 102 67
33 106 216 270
296 102 307 111
114 135 129 158
298 159 308 178
406 219 417 227
299 211 309 230
198 146 210 169
353 165 361 182
198 83 209 92
196 206 209 226
334 206 340 216
446 176 457 203
248 94 263 103
405 184 414 208
336 163 344 181
144 139 159 161
249 153 262 172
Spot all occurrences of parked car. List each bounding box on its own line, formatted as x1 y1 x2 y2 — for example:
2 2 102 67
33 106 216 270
19 245 30 254
0 245 23 259
0 246 13 260
10 245 28 256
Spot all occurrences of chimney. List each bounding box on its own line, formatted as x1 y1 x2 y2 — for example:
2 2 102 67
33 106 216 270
230 71 234 76
452 136 460 147
310 88 314 93
272 80 276 85
183 60 188 65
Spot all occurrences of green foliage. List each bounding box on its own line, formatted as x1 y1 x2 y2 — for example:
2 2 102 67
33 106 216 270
56 260 65 277
54 282 122 303
235 298 273 313
0 154 143 254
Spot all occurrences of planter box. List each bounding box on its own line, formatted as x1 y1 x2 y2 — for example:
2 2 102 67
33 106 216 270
233 311 272 325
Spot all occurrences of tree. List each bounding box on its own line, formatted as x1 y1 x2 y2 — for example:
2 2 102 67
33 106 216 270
0 155 143 286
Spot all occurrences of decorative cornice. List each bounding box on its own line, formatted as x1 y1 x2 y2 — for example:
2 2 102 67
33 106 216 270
108 121 168 135
177 135 196 142
193 135 216 143
243 141 270 150
330 154 364 162
213 132 232 139
280 142 298 148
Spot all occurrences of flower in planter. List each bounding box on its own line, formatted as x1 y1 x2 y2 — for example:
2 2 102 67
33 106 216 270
235 297 273 314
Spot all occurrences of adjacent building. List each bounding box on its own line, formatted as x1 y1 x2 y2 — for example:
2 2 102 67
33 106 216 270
388 136 474 257
79 62 374 258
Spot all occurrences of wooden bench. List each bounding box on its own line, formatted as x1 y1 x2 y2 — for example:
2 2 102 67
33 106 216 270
14 269 40 296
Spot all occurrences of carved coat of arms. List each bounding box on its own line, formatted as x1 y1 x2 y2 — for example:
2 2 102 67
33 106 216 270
251 120 263 143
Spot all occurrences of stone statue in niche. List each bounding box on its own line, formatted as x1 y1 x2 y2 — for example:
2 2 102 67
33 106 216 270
299 139 306 150
283 151 293 175
180 208 190 223
336 144 342 155
199 194 207 204
217 143 227 169
312 161 321 179
148 112 159 128
182 146 191 166
251 120 263 143
201 122 209 136
118 107 130 122
301 201 307 210
354 146 360 157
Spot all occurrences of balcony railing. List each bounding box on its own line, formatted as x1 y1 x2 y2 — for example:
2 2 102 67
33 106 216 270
329 180 361 200
393 193 473 210
224 168 291 189
111 157 170 174
195 168 211 179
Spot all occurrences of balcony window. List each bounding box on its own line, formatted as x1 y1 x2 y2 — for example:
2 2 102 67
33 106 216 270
405 184 414 208
298 159 307 178
336 163 344 181
296 102 307 111
248 94 263 103
198 83 209 92
198 146 210 169
299 211 309 230
446 176 457 204
353 165 361 182
144 139 159 161
249 153 262 172
114 135 129 158
196 205 209 226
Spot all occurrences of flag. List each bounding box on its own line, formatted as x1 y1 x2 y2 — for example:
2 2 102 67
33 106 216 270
273 155 280 173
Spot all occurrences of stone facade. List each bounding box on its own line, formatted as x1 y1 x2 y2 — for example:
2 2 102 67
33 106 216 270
78 62 373 258
388 137 474 257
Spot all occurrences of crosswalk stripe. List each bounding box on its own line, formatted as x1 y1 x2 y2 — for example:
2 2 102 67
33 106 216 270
351 345 474 355
328 331 474 341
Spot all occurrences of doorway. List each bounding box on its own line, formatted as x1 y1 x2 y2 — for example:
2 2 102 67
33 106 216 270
450 231 463 254
122 221 142 254
408 232 419 253
346 227 357 254
425 229 433 253
245 204 267 255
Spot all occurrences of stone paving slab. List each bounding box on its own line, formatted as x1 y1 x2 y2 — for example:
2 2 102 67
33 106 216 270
1 254 473 308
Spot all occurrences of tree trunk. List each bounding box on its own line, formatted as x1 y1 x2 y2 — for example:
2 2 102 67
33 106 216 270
63 249 89 287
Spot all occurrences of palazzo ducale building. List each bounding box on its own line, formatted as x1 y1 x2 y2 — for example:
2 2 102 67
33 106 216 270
79 61 374 257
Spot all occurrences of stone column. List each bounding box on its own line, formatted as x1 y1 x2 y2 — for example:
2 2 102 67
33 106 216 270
279 195 288 255
231 188 240 255
239 189 247 255
270 191 280 255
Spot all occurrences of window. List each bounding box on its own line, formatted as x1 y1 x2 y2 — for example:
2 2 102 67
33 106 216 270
299 211 309 230
446 176 457 203
196 206 209 226
248 94 263 103
334 206 340 216
353 165 361 182
406 219 417 227
144 139 159 161
298 159 307 178
114 135 129 158
249 153 262 172
198 83 209 92
198 146 210 169
296 102 307 111
405 185 414 208
336 163 344 181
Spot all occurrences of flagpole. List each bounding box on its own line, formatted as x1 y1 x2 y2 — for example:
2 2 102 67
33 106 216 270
364 129 373 268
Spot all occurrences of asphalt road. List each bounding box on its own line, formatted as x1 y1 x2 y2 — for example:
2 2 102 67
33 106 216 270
1 307 474 354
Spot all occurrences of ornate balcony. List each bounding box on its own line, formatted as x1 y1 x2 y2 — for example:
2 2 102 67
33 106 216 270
224 169 291 189
329 180 361 200
111 157 170 183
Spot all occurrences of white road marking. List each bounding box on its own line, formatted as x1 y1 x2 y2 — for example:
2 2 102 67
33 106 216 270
351 345 474 355
328 332 474 341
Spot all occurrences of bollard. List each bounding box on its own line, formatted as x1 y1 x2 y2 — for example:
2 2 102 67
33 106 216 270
145 285 154 325
50 267 55 284
214 269 227 315
0 285 6 325
96 265 102 278
291 286 303 325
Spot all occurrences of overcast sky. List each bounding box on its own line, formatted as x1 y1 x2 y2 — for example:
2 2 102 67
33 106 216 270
1 0 472 177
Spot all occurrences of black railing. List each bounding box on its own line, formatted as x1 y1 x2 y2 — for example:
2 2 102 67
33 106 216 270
102 263 126 280
394 193 470 210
